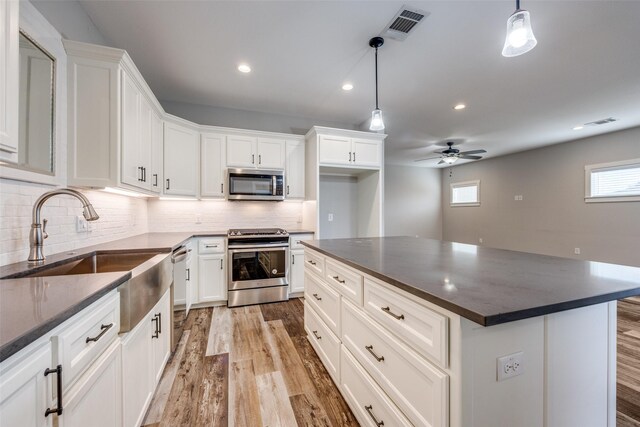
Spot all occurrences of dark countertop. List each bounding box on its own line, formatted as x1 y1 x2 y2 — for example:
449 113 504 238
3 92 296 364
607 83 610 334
303 237 640 326
0 272 130 362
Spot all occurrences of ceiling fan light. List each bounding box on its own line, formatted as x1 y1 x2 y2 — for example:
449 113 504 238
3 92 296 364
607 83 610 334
370 109 385 131
443 156 458 165
502 9 537 57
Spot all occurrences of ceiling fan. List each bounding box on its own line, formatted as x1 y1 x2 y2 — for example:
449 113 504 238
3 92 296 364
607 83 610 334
415 141 487 165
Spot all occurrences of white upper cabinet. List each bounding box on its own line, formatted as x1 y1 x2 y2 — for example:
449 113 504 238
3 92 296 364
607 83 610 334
200 133 226 198
164 121 198 197
257 137 285 169
285 139 305 199
226 135 256 168
318 134 382 169
0 0 19 162
121 72 144 189
226 135 285 169
149 112 163 193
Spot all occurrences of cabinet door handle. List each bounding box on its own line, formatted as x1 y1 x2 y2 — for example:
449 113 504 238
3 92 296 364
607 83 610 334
157 312 162 334
312 293 322 301
353 152 356 163
287 185 290 195
312 330 322 340
381 306 405 320
258 154 261 164
221 183 224 194
186 268 190 281
252 154 255 164
332 275 346 284
365 405 384 426
349 151 352 162
166 178 170 190
307 260 317 266
44 365 63 417
151 315 159 339
292 254 295 265
143 167 147 182
138 166 144 182
365 345 385 362
153 173 158 187
86 323 114 343
220 259 223 270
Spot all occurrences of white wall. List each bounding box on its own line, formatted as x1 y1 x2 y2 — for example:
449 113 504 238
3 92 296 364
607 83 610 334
0 180 148 266
318 175 358 239
30 0 109 46
147 199 304 232
384 165 442 239
162 100 357 136
442 126 640 267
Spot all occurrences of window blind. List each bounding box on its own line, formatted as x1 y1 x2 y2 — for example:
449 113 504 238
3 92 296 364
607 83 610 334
451 183 479 204
590 163 640 198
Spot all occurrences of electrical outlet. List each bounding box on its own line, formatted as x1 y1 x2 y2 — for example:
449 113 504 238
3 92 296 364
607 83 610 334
76 216 88 232
574 248 581 255
328 213 334 222
87 221 97 232
479 237 483 244
195 214 202 224
497 351 524 381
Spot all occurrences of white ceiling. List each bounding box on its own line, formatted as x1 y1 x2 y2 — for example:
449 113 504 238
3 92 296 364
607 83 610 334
76 1 640 167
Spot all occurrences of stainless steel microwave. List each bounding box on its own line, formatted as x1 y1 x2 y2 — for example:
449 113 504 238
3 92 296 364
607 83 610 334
227 168 285 201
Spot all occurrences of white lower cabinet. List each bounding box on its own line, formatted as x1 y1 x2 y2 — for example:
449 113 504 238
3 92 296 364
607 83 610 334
289 249 305 294
60 341 122 427
198 253 226 303
121 289 171 427
0 343 52 427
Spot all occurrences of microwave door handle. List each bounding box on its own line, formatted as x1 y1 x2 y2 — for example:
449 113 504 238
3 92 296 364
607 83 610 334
272 176 277 195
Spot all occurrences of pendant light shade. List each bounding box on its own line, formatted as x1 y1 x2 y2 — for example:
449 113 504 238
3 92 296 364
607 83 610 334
369 37 385 131
442 156 458 165
502 1 537 57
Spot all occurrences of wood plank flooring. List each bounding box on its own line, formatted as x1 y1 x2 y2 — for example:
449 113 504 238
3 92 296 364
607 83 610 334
142 299 357 427
618 297 640 426
142 297 640 426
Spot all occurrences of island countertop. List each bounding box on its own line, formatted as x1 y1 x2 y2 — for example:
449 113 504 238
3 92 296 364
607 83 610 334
302 236 640 326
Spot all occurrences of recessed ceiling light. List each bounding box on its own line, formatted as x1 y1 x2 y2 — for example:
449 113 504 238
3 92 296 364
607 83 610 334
453 104 466 110
237 64 251 73
342 83 354 91
573 125 584 130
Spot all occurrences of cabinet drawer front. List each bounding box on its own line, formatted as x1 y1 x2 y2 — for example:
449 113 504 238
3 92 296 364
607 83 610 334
364 278 449 368
304 302 340 383
303 249 325 277
325 259 363 306
198 238 225 254
341 300 449 427
290 233 314 250
340 346 412 427
304 271 340 336
56 292 120 392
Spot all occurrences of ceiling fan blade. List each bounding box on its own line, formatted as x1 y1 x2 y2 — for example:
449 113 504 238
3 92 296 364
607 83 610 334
437 159 445 165
457 149 487 155
414 156 441 162
458 155 483 160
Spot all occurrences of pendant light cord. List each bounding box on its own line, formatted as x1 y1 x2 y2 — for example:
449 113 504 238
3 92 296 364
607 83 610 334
374 46 379 109
515 0 520 10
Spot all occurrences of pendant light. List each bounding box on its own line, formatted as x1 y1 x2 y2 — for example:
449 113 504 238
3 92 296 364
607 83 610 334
502 0 537 57
369 37 385 131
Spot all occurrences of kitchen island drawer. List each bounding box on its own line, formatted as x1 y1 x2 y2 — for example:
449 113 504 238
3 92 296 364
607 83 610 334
198 238 225 254
341 299 449 427
304 248 325 277
304 271 340 336
304 301 341 383
340 346 412 427
364 277 449 368
325 259 363 306
54 291 120 392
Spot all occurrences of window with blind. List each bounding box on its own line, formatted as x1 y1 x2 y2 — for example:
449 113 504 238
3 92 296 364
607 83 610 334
585 159 640 202
450 180 480 206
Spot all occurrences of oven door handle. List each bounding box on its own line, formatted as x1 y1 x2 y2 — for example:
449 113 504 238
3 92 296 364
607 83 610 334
228 246 289 254
228 243 290 250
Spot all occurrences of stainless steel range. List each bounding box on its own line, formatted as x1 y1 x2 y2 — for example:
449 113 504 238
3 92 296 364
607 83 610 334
227 228 289 307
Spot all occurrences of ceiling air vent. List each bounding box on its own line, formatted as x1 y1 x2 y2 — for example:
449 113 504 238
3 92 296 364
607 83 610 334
585 117 617 126
380 6 429 41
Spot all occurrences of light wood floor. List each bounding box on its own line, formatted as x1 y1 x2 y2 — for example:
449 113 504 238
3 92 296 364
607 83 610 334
142 297 640 426
618 297 640 426
141 298 358 427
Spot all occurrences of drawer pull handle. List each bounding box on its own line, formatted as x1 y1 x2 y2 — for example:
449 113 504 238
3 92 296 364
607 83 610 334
44 365 63 417
332 275 346 284
312 293 322 301
365 345 385 362
312 330 322 340
86 323 114 344
307 260 317 266
381 306 405 320
365 405 384 426
205 244 219 248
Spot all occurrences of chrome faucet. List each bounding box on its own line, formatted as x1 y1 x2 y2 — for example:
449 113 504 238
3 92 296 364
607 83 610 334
28 188 100 263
